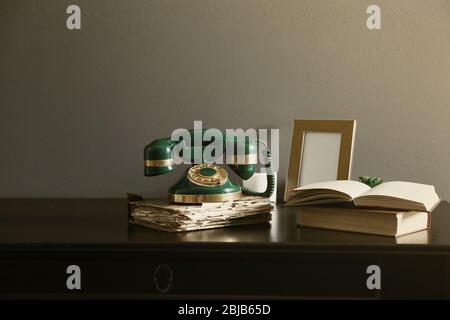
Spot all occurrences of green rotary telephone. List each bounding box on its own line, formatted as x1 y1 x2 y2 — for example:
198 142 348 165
144 129 275 204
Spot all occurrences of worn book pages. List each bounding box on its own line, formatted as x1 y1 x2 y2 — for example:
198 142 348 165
129 196 273 232
131 212 272 232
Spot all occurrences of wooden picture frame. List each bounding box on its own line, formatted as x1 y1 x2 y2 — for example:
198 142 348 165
284 119 356 201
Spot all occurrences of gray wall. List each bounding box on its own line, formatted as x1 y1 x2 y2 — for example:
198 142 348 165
1 0 450 200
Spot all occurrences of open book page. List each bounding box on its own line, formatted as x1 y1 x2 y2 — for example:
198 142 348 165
354 181 440 212
292 180 372 199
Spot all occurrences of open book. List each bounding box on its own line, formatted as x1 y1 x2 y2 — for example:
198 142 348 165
286 180 440 212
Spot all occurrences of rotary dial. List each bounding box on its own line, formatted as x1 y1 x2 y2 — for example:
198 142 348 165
187 164 228 187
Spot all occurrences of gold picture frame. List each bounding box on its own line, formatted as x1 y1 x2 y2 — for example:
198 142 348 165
284 119 356 202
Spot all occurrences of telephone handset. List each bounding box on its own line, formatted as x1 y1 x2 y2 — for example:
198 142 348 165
144 129 275 204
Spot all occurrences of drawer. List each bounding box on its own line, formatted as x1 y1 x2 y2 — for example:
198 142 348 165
0 251 444 299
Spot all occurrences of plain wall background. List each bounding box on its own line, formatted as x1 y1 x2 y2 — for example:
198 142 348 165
1 0 449 200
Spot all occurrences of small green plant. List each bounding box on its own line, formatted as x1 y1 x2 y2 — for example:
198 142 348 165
359 176 384 188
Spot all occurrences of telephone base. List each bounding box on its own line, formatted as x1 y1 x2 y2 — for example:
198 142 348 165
168 191 242 204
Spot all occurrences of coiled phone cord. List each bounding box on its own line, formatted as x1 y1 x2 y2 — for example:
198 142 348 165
241 149 275 198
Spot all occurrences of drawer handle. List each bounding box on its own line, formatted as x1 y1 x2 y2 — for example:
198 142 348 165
153 264 173 293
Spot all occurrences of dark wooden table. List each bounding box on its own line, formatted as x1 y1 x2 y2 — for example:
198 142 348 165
1 198 449 299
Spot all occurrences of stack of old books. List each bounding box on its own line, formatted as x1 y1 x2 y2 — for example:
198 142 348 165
285 180 441 237
129 196 273 232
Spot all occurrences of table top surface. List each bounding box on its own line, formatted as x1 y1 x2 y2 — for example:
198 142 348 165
1 198 449 252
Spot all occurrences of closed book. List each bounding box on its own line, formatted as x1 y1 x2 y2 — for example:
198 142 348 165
297 206 430 237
